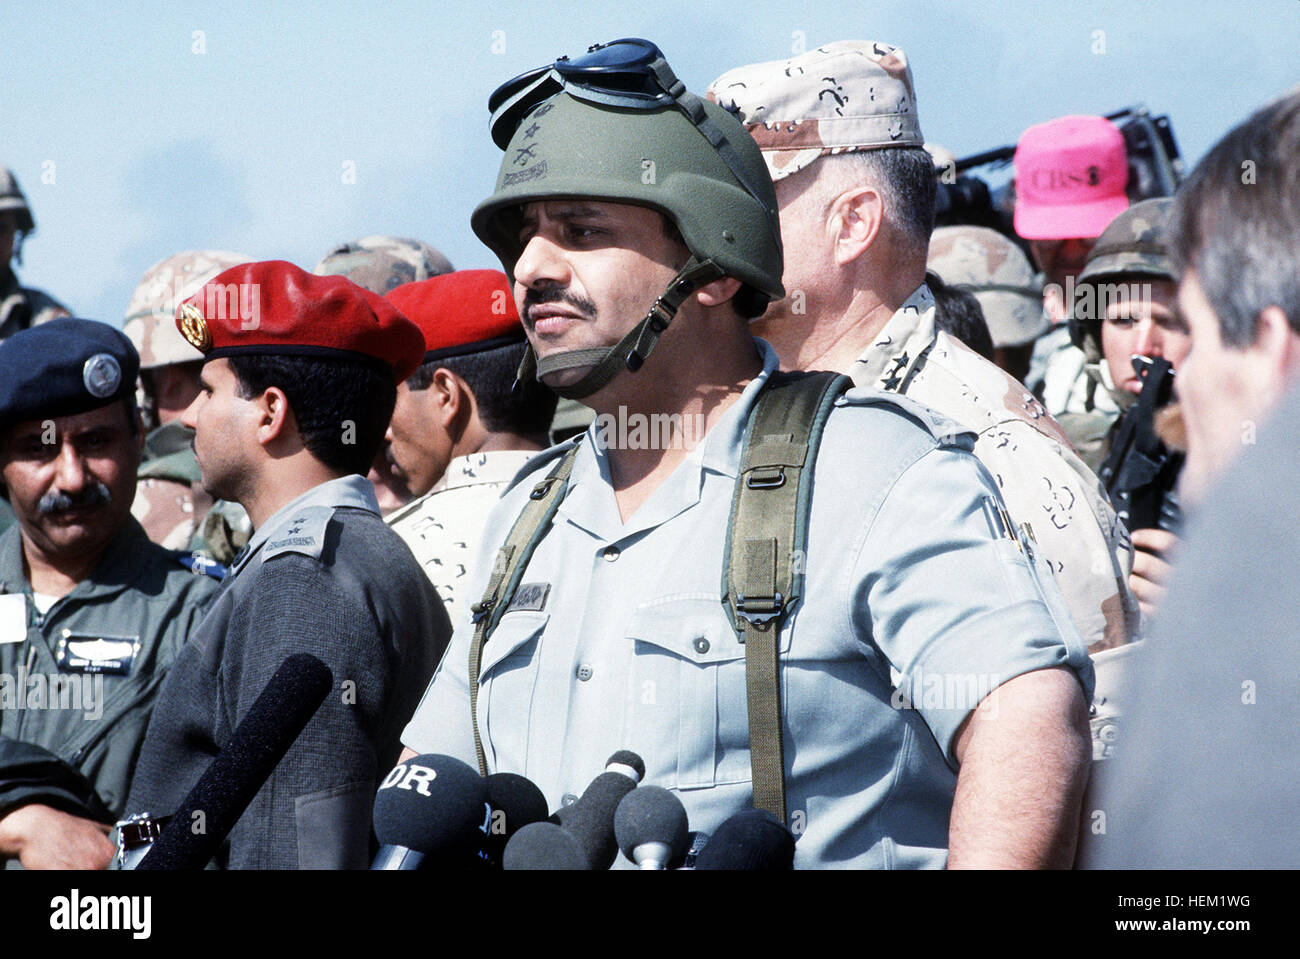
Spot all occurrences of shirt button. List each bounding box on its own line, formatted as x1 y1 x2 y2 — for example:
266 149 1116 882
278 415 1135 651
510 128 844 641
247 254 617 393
561 793 579 807
576 664 593 681
693 637 710 654
601 545 620 562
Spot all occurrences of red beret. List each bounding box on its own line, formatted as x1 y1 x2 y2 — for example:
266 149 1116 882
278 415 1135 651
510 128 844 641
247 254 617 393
384 270 524 364
174 260 425 382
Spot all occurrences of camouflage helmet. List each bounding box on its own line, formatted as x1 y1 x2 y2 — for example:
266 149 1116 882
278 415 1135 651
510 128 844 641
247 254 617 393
472 92 783 303
123 250 254 368
313 236 454 295
927 226 1045 348
0 168 35 235
1069 198 1176 355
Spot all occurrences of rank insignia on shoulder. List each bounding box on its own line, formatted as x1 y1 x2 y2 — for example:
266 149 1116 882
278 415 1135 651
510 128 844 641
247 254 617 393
262 506 334 563
55 632 140 675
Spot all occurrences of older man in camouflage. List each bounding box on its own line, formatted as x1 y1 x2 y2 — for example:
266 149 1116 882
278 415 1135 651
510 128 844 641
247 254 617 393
710 41 1137 652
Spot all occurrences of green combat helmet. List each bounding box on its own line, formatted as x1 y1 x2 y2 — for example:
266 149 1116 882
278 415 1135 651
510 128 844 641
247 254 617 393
471 38 784 399
1070 197 1177 364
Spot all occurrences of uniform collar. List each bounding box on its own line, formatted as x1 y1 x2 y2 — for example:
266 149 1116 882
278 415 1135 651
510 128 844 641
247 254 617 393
556 339 777 541
849 282 938 393
230 474 379 577
0 516 156 601
435 450 540 493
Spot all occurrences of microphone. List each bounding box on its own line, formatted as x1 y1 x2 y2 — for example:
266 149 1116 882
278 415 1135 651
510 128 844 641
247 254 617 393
692 808 796 870
501 821 589 870
481 772 549 867
136 653 332 870
371 754 490 870
614 785 690 869
674 830 711 870
554 750 645 870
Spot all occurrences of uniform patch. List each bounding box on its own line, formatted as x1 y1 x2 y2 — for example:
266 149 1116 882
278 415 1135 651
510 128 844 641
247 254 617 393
506 582 550 613
262 506 334 563
55 632 140 675
0 593 27 642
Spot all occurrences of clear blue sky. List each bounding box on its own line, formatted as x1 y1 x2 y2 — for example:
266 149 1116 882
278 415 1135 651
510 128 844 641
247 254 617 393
4 0 1297 323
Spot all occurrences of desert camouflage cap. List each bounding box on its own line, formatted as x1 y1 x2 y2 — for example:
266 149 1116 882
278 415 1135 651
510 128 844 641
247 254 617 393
0 167 35 234
1077 198 1176 287
708 40 924 182
313 235 454 295
928 226 1046 347
123 250 254 368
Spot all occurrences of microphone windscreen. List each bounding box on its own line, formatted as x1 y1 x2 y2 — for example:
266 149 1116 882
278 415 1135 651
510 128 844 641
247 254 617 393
554 771 638 870
614 786 690 865
138 653 333 870
372 754 489 858
693 808 795 871
483 772 549 863
605 750 645 782
502 821 589 870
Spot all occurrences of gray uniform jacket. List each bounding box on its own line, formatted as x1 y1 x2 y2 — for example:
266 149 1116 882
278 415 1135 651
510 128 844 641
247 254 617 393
127 476 451 869
0 519 219 867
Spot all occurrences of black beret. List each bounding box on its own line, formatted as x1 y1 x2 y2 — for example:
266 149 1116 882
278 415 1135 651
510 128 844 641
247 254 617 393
0 317 140 432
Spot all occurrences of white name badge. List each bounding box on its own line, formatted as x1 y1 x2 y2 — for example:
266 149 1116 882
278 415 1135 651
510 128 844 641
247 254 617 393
0 593 27 643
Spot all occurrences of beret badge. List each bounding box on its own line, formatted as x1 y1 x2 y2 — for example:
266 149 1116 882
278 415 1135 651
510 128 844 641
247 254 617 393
177 303 213 352
82 353 122 399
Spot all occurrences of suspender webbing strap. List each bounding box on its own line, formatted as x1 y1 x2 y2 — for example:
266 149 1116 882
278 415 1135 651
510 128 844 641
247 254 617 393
467 370 851 823
468 444 581 775
722 370 852 824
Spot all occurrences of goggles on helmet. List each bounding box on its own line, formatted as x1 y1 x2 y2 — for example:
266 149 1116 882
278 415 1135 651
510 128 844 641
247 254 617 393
487 38 776 227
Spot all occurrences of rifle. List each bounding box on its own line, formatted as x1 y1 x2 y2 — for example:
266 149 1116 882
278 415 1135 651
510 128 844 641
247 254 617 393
1098 355 1184 532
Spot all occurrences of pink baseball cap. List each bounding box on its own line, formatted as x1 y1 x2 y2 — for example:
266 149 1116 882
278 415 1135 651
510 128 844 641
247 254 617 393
1013 115 1129 240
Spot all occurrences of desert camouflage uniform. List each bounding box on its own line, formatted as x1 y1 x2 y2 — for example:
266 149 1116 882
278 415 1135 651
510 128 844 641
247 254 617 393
386 450 537 615
123 251 254 561
850 285 1136 651
927 226 1046 349
711 43 1136 652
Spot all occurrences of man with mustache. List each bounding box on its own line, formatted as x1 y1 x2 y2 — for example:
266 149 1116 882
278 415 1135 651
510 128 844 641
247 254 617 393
399 40 1094 868
0 318 219 869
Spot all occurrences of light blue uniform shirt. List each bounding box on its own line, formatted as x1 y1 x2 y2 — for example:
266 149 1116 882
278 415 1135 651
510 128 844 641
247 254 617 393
403 339 1093 868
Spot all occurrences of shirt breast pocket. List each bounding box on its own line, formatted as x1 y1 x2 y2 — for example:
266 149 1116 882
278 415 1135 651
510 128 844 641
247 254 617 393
624 597 760 791
479 610 549 761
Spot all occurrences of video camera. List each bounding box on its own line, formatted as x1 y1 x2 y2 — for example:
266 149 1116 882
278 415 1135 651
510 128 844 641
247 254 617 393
934 105 1185 253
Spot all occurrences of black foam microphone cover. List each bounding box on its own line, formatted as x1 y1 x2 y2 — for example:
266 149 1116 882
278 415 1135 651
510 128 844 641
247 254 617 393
371 753 490 868
614 785 690 869
482 772 549 866
502 821 589 870
137 653 333 870
693 808 796 871
554 750 644 870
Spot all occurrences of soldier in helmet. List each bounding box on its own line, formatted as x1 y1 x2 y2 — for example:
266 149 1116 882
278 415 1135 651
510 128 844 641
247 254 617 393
710 42 1136 653
0 168 71 537
399 38 1094 868
927 225 1046 384
123 251 254 566
0 167 70 343
1060 199 1188 623
314 235 455 515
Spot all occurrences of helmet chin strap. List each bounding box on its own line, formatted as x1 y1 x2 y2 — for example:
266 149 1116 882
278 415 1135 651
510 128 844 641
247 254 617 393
515 256 724 400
